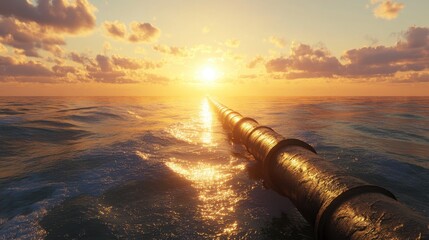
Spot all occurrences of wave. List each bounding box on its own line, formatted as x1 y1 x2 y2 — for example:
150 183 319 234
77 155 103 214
61 111 123 123
352 124 429 144
391 113 424 120
27 120 78 128
57 106 99 113
0 125 91 143
0 108 23 115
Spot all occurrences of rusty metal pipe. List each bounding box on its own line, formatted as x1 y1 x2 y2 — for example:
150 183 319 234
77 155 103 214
208 97 428 240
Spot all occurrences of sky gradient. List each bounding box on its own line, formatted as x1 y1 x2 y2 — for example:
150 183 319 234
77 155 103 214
0 0 428 96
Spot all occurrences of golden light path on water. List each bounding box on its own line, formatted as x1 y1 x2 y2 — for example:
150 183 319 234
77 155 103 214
165 99 246 237
200 99 213 146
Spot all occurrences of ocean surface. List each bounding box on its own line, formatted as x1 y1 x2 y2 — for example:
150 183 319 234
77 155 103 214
0 96 428 239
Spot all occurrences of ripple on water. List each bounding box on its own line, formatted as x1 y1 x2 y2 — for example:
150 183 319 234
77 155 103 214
390 113 424 120
351 124 429 144
0 125 91 143
62 112 122 123
26 120 78 128
0 108 23 115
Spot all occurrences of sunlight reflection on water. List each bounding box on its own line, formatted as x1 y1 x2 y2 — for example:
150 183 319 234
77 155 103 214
165 99 245 237
201 99 214 147
165 99 219 148
165 158 245 237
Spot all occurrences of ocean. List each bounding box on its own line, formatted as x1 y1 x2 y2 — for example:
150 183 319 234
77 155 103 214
0 96 428 239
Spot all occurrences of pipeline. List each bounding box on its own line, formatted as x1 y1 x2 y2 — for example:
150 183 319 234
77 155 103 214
208 97 428 240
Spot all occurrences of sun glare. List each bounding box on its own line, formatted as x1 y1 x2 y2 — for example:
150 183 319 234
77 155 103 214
198 65 219 84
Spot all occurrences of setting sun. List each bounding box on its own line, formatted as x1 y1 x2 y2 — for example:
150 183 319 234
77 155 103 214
198 66 220 84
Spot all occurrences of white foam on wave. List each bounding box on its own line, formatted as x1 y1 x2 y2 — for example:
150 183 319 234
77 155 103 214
0 178 69 240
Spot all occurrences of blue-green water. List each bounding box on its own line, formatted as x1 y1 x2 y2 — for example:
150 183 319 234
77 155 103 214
0 97 428 239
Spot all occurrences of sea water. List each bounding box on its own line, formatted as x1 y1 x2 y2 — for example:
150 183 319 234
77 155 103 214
0 97 428 239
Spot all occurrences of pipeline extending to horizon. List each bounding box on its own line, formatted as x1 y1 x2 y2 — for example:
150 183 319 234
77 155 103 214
207 97 428 240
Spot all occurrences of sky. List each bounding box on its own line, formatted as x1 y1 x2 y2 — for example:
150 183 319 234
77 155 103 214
0 0 428 96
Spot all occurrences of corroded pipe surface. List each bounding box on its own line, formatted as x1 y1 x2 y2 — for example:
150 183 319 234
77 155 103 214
208 97 428 240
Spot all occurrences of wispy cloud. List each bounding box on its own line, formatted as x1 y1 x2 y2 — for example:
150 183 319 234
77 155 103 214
269 36 286 48
104 21 127 39
153 45 190 57
128 22 161 43
247 56 265 69
103 20 161 43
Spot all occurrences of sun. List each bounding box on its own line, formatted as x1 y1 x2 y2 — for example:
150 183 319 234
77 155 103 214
198 65 219 84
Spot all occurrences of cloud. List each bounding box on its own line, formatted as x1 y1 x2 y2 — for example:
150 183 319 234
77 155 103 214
95 54 113 72
247 56 265 69
103 20 161 43
341 27 429 77
0 55 90 83
405 26 429 48
266 43 342 79
153 44 190 57
71 53 163 71
0 0 96 57
128 22 161 43
0 56 52 77
225 39 240 48
0 17 66 57
93 54 158 72
69 52 91 64
85 55 136 83
0 43 7 53
52 65 77 76
391 72 429 83
264 26 429 81
269 36 286 48
103 21 126 39
1 50 168 84
0 55 64 82
111 56 163 69
84 54 165 83
370 0 404 20
87 71 135 84
0 0 96 33
142 73 170 84
111 56 140 70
